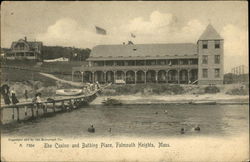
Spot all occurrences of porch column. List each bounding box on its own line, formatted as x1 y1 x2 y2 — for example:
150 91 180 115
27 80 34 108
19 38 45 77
81 72 84 83
155 70 158 83
104 71 106 83
166 70 168 83
177 70 180 84
92 71 95 83
72 71 74 82
187 70 190 84
135 71 137 84
124 71 127 84
144 71 147 84
89 73 91 83
114 71 116 84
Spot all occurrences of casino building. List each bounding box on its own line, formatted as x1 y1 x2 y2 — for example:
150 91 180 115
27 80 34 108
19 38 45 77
72 24 224 85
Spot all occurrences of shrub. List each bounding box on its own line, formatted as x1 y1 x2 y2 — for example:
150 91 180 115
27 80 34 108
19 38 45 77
204 85 220 93
226 87 249 95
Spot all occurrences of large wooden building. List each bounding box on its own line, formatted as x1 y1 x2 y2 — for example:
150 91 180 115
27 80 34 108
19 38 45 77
72 24 224 85
5 37 43 61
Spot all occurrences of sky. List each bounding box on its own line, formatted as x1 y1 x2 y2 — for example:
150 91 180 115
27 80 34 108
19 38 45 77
1 1 248 73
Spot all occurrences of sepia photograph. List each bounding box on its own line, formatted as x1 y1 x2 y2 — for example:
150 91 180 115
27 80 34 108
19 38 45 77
0 1 249 161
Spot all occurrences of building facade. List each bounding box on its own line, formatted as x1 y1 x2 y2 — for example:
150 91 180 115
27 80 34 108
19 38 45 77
5 37 43 60
72 24 224 85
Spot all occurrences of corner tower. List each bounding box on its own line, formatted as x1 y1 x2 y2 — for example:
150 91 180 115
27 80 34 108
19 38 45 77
197 24 224 85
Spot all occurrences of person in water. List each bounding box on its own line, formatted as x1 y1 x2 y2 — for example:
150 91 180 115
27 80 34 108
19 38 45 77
194 125 201 131
180 128 185 134
88 125 95 133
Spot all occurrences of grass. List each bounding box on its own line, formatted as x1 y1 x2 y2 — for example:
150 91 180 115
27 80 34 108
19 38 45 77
103 84 185 95
1 68 56 87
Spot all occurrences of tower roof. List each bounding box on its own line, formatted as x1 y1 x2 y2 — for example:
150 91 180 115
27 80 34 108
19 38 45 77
199 24 222 40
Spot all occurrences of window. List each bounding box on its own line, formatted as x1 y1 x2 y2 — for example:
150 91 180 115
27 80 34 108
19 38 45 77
202 41 208 49
180 59 188 65
215 69 220 78
202 69 208 78
27 52 34 56
214 55 220 64
157 60 165 65
190 59 198 65
6 53 14 57
215 40 220 48
202 55 208 64
15 43 25 50
16 53 24 57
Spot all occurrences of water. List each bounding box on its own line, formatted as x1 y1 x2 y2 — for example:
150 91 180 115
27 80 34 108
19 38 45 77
1 104 249 137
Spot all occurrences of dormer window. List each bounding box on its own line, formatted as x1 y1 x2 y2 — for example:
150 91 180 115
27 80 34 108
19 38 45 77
202 41 208 49
215 40 220 48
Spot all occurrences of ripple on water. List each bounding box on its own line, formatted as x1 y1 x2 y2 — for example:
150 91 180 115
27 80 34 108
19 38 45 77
1 104 248 137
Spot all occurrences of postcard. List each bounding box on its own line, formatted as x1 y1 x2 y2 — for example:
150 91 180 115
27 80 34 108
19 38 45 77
1 1 249 161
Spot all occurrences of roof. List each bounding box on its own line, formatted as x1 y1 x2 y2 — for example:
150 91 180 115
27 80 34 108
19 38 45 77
11 39 43 50
199 24 222 40
27 41 43 48
88 43 198 61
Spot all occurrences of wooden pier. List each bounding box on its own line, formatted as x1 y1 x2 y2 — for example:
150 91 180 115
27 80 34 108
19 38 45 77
0 85 108 124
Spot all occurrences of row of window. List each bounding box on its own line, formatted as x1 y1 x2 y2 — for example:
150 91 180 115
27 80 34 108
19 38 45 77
202 69 220 78
6 53 35 57
93 59 198 67
202 40 220 49
202 55 220 64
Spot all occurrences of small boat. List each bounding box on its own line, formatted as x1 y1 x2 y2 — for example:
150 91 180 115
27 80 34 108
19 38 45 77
56 89 82 96
102 98 122 106
189 100 216 105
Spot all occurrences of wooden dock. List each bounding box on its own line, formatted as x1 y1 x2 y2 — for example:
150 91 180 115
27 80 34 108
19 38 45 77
0 85 109 123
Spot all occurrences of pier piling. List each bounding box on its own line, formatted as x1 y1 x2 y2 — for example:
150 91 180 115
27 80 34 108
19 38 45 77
35 104 39 117
52 102 56 113
12 107 15 120
31 105 34 117
24 106 27 116
17 106 20 121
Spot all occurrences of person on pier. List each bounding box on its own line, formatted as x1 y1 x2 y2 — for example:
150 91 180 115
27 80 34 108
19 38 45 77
32 93 43 108
11 89 19 105
1 84 11 105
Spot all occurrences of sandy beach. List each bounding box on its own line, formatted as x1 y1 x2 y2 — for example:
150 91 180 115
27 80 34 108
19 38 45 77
92 93 249 105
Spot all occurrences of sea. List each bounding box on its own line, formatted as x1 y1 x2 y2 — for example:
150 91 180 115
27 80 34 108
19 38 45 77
1 104 249 138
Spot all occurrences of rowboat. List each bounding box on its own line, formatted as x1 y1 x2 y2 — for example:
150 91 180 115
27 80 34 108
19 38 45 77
56 89 82 96
102 98 122 106
189 100 216 105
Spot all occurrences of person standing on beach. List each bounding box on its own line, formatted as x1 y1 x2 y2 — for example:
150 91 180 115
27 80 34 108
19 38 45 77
24 90 28 115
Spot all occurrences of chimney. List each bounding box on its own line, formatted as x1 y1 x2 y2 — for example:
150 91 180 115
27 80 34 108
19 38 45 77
24 36 27 41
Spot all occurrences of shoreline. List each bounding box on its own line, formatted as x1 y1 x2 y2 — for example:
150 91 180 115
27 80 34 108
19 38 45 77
91 94 249 105
1 93 249 107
